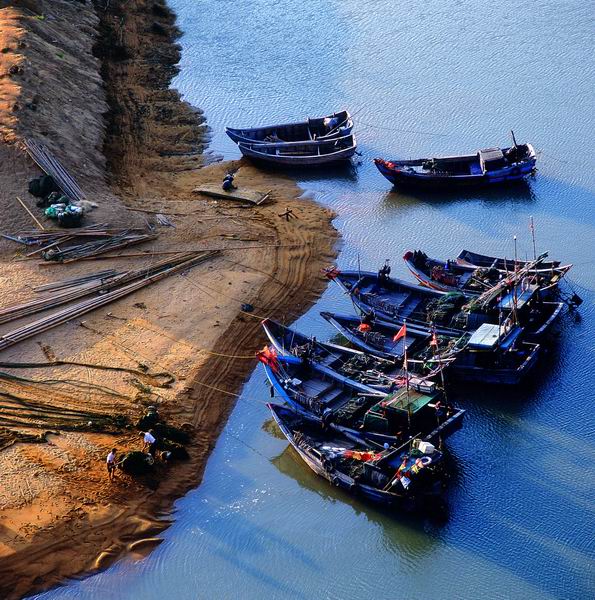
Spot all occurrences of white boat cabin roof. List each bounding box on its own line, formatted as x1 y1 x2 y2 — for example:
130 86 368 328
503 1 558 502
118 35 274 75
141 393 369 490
479 148 504 162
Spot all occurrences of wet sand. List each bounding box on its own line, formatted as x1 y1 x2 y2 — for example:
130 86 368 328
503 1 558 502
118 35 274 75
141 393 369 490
0 1 337 597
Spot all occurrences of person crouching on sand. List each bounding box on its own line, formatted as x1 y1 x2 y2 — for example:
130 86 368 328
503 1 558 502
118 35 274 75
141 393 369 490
106 448 117 480
142 430 157 457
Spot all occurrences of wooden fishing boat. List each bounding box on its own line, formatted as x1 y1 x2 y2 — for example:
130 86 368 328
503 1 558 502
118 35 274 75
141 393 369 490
259 348 465 447
403 250 571 298
374 140 536 189
237 134 357 166
225 110 353 144
269 403 447 508
262 317 445 391
456 249 563 272
327 264 563 340
321 312 540 385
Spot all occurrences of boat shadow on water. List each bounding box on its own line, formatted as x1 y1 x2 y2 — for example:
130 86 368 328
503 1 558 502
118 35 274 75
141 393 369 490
239 158 360 183
380 178 537 208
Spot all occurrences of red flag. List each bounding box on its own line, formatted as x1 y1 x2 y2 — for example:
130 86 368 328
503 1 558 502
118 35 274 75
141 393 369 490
430 332 438 347
392 323 406 343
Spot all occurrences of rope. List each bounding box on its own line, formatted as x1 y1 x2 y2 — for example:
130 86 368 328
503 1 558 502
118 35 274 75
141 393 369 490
355 119 449 137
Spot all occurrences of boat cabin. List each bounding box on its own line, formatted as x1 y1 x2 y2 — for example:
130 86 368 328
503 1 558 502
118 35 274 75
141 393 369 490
361 385 442 436
479 148 507 172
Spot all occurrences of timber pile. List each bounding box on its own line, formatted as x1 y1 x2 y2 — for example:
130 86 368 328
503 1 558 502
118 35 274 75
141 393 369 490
0 253 208 325
24 138 86 203
0 251 219 352
4 225 157 263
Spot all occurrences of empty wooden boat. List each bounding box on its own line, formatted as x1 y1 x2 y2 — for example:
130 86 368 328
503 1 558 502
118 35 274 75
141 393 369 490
375 139 537 189
225 110 353 144
237 133 357 166
455 249 564 272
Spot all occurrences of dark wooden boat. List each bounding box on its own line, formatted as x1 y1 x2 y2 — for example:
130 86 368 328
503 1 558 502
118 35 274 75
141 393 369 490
262 317 446 391
403 250 571 297
269 403 447 508
321 311 540 385
327 265 563 340
455 249 563 272
225 110 353 144
237 134 357 166
260 348 465 447
374 141 536 189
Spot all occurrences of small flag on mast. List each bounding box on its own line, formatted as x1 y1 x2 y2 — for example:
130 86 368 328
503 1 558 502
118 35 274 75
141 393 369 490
393 323 407 343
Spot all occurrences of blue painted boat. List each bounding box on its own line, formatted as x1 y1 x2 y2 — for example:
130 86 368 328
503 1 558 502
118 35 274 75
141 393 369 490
328 266 563 340
261 317 445 392
268 403 446 508
260 349 465 447
374 141 536 189
225 110 353 144
321 312 540 385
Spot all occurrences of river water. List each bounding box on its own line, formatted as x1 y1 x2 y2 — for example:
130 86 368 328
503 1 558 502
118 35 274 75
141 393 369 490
34 1 594 598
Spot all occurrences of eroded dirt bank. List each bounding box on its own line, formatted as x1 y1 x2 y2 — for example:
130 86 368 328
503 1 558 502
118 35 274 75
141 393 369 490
0 1 337 597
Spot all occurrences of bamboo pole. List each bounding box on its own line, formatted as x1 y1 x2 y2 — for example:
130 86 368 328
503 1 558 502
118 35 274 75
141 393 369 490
16 197 45 231
0 251 219 352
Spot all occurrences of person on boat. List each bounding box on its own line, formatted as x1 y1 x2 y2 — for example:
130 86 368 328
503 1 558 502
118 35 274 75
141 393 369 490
323 116 340 132
378 260 391 282
106 448 117 480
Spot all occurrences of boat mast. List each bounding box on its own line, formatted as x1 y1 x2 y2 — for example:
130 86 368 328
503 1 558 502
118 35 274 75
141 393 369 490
512 236 519 325
530 215 537 261
404 321 411 429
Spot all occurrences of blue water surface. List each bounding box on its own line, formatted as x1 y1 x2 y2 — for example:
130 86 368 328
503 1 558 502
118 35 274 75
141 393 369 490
34 1 594 598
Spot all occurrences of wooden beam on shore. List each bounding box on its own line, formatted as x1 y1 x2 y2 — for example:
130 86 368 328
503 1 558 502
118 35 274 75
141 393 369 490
193 185 271 206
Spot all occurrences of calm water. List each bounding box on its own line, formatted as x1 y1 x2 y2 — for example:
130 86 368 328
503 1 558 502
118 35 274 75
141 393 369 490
34 1 594 598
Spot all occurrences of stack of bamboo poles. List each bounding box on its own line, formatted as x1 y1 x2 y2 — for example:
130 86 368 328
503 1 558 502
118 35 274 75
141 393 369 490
32 270 120 293
24 138 86 202
0 253 204 325
4 225 157 263
0 250 219 352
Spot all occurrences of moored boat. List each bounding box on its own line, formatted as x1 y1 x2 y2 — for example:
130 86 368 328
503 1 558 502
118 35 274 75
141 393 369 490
237 134 357 166
321 311 541 385
259 348 465 447
262 317 446 391
327 263 563 340
269 403 447 508
225 110 353 144
403 250 571 298
374 139 536 189
455 249 562 272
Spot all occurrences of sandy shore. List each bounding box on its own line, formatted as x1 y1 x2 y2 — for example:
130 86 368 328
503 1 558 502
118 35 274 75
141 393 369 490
0 1 337 597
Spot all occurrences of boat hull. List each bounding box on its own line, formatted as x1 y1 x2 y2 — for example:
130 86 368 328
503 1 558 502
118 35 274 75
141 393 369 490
238 138 356 166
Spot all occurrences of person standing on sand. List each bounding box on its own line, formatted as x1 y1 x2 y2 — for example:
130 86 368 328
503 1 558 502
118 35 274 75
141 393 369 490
142 430 157 457
106 448 117 480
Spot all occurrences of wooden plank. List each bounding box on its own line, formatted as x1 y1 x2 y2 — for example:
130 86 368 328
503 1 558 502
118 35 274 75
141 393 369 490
192 185 271 206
